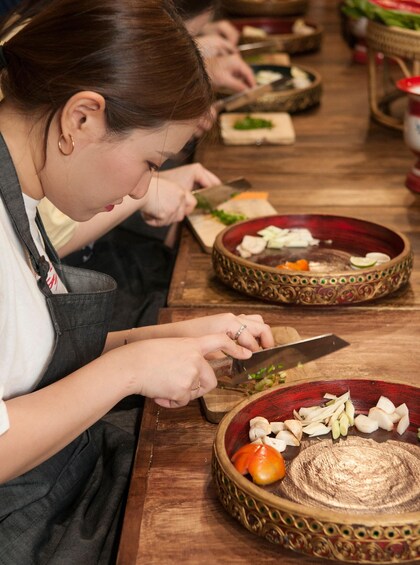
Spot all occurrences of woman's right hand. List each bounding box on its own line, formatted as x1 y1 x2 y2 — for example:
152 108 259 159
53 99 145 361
119 333 252 408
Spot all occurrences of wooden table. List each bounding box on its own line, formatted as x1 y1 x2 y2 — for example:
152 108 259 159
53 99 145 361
167 1 420 310
117 307 420 565
117 2 420 563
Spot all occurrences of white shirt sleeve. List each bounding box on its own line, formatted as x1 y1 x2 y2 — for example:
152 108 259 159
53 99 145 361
0 386 10 436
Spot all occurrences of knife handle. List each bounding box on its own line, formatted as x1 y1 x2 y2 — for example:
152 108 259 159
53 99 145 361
208 356 234 378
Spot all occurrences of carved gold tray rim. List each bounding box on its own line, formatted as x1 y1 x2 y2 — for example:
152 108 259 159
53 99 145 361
214 375 420 528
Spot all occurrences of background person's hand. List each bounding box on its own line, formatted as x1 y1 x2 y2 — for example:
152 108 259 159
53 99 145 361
206 53 256 93
139 164 220 225
201 19 240 46
196 34 238 58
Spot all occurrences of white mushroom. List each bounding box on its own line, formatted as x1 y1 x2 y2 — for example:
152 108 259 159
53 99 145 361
240 235 267 255
376 395 396 415
368 407 394 431
250 416 270 427
249 418 271 441
262 436 287 453
251 438 263 445
354 414 379 434
284 419 303 442
397 414 410 435
275 430 300 446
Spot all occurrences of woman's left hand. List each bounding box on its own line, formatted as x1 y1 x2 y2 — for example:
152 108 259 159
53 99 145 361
139 164 220 225
162 313 275 352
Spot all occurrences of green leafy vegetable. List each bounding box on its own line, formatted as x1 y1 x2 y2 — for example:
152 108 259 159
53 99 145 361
210 209 247 225
342 0 420 30
233 115 274 131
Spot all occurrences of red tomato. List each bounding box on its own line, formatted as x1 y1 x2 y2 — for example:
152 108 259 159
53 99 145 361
231 443 286 485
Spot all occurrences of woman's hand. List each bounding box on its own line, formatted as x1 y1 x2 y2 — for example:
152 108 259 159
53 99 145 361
206 53 256 93
201 19 240 46
122 333 253 408
175 313 275 351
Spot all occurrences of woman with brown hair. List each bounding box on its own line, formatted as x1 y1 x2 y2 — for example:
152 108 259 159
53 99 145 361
0 0 274 562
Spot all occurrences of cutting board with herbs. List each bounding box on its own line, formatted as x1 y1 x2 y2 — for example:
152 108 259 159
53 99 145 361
187 192 277 253
201 326 317 423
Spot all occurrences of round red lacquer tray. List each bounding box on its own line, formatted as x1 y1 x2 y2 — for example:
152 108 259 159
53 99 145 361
212 378 420 563
212 214 413 305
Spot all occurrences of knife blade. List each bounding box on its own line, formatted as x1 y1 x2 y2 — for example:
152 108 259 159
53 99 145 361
238 39 282 55
192 177 252 209
213 75 292 113
210 334 349 386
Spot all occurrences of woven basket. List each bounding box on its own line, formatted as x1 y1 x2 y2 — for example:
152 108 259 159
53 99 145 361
367 21 420 60
366 21 420 130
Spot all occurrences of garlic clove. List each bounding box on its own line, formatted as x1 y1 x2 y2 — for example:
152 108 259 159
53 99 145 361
354 414 379 434
275 430 300 446
368 407 394 431
250 416 270 427
262 436 287 452
376 395 396 415
249 423 271 441
284 419 303 442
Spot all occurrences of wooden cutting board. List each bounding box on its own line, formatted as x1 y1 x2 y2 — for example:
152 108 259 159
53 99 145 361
187 197 277 253
220 112 295 146
201 326 317 423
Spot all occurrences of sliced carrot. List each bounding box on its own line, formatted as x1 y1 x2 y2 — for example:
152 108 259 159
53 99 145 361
276 259 309 271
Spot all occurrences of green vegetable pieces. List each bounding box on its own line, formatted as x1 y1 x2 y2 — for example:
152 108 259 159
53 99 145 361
233 115 274 131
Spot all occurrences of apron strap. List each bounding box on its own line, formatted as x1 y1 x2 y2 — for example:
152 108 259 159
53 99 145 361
0 133 52 296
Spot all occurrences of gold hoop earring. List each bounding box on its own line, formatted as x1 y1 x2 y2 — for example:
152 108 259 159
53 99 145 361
58 133 75 156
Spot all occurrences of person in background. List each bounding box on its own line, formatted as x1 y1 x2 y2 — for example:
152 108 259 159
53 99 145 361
0 0 274 562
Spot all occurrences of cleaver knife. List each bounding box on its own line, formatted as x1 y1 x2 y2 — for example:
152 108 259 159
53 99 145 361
210 334 349 386
213 75 293 113
192 177 252 209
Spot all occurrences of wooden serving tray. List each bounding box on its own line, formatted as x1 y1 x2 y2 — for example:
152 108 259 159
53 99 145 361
201 326 316 423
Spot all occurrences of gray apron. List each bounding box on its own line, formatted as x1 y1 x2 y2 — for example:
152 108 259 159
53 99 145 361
0 135 136 564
